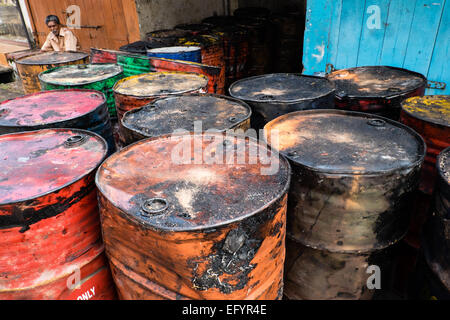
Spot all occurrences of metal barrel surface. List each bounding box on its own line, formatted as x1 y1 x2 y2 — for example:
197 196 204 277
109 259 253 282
96 132 291 300
90 48 119 64
422 147 450 293
15 51 89 94
39 64 125 119
147 46 202 63
264 110 425 299
120 93 252 146
400 95 450 195
146 29 190 45
0 129 116 300
327 66 427 121
113 72 209 122
229 73 336 131
0 89 116 155
177 34 226 94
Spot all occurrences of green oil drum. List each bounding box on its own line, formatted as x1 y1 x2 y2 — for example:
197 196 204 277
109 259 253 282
39 64 124 118
116 53 155 77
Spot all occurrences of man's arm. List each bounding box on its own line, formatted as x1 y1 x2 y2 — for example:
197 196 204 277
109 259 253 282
41 34 54 51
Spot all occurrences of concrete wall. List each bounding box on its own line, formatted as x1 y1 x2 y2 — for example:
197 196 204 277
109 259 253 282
135 0 239 39
237 0 305 13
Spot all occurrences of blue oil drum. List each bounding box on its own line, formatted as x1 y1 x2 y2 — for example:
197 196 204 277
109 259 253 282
147 46 202 63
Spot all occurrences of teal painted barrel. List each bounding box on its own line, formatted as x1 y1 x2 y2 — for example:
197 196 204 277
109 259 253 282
39 64 124 119
116 53 155 77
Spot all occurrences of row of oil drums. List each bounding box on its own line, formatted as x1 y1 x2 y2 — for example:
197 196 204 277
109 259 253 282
119 7 304 91
1 57 449 300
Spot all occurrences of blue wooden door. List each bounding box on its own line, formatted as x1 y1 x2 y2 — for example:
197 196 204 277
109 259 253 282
302 0 449 95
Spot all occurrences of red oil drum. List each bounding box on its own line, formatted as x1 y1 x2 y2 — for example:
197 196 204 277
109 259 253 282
0 129 116 300
96 132 291 300
113 72 209 122
90 48 119 64
327 66 427 121
0 89 116 155
264 110 426 299
120 93 252 146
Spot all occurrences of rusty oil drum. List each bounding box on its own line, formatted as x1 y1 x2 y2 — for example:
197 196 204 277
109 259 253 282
264 110 426 299
327 66 427 121
96 132 291 300
0 129 116 300
0 89 116 155
400 95 450 195
38 64 125 119
422 147 450 293
229 73 335 131
15 51 89 94
120 93 252 146
113 72 209 122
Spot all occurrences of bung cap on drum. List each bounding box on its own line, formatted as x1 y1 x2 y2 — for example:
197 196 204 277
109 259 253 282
0 128 107 204
113 72 208 97
0 90 106 128
96 133 291 231
229 73 335 103
264 110 426 175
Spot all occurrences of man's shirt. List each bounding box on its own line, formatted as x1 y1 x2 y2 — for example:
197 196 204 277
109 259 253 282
41 27 79 52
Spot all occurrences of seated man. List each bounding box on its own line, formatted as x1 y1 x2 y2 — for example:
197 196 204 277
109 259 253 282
41 15 79 52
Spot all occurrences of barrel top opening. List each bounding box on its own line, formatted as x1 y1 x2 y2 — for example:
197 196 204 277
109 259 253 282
39 64 123 86
113 72 208 97
96 133 291 232
438 147 450 185
122 94 251 137
0 129 107 204
402 95 450 127
17 51 89 65
0 90 106 127
327 66 427 99
264 110 425 174
229 73 335 103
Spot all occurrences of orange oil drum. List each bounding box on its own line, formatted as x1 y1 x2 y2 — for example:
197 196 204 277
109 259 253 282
112 71 209 122
0 129 117 300
96 132 291 300
15 51 89 94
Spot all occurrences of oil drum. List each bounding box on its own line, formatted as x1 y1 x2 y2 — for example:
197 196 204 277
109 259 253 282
422 147 450 295
90 48 119 64
0 129 116 300
147 46 202 63
327 66 427 121
146 29 190 45
175 23 211 35
202 16 249 88
39 64 125 119
96 132 291 300
0 89 116 155
177 34 226 94
229 73 335 131
113 72 209 122
120 93 252 146
15 51 89 94
264 110 426 299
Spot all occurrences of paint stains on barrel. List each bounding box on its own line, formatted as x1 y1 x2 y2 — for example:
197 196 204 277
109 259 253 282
0 129 116 300
120 93 252 146
264 110 425 299
39 64 125 119
147 46 202 63
113 72 209 122
95 132 291 300
0 89 116 155
15 51 89 94
327 66 427 120
229 73 335 131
